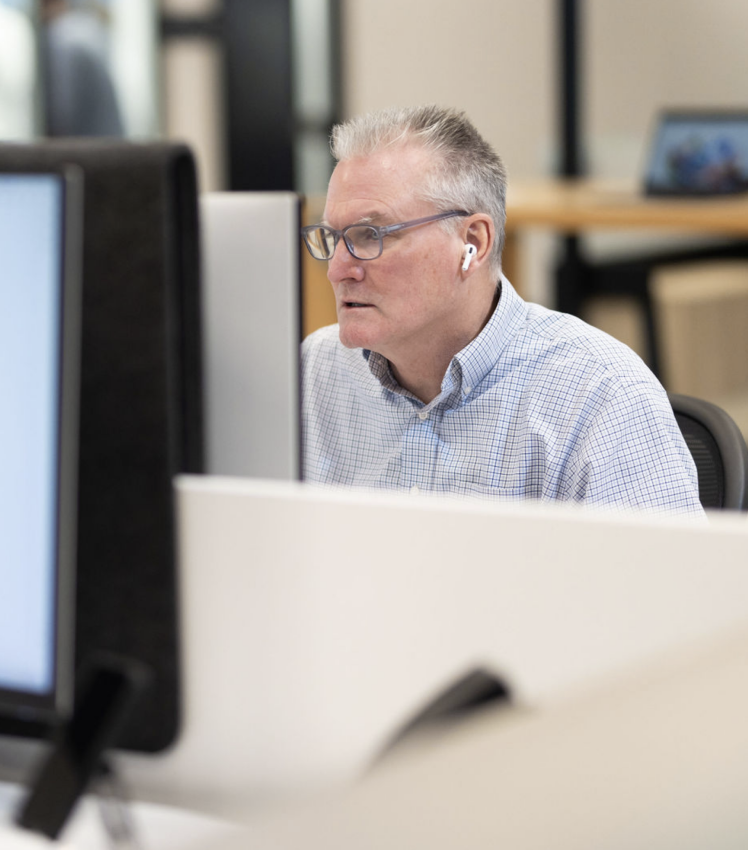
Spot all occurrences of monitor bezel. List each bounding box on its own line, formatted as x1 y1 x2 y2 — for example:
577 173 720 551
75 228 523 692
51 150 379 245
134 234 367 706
0 164 82 726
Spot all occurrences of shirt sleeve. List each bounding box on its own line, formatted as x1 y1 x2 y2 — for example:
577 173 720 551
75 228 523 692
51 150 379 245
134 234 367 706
562 381 705 517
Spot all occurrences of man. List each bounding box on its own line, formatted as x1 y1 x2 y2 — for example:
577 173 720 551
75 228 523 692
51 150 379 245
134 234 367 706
301 104 703 515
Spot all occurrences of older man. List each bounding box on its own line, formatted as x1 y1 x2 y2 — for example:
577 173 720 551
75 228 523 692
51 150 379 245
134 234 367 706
301 104 703 515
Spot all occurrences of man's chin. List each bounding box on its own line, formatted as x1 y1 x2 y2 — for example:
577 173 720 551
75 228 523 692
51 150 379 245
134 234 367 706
337 324 381 352
338 329 368 350
337 315 375 351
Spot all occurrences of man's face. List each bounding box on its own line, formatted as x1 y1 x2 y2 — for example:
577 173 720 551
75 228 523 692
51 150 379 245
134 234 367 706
323 144 468 366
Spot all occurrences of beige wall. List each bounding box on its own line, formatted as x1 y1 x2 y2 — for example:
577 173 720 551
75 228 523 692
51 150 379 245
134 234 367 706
341 0 748 182
160 0 748 188
160 0 226 191
588 0 748 175
342 0 554 181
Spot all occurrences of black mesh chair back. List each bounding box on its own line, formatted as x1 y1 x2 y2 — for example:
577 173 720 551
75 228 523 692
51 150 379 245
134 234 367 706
669 393 748 511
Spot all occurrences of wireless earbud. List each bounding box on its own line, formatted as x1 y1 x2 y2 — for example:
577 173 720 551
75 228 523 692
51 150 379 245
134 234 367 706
462 244 477 271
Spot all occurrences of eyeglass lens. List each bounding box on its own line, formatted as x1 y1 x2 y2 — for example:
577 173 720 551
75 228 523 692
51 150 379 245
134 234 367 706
305 225 382 260
344 226 381 259
304 227 335 259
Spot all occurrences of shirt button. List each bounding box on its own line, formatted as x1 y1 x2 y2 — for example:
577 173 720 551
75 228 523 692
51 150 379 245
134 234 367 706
418 410 428 420
410 485 420 494
463 386 472 396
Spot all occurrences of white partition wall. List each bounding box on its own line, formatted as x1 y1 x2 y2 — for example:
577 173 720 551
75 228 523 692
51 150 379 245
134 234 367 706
119 479 748 820
200 193 302 479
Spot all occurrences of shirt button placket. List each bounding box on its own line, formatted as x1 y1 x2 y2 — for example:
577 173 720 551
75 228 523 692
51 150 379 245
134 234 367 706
407 409 429 493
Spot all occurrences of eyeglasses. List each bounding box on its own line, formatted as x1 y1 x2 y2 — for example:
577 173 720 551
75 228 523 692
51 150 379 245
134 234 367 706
301 209 471 261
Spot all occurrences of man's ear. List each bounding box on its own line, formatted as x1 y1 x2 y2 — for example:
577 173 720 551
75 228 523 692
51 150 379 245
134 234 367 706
462 215 494 273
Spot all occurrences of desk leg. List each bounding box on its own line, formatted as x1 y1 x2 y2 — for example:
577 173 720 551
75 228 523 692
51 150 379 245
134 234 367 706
555 234 589 315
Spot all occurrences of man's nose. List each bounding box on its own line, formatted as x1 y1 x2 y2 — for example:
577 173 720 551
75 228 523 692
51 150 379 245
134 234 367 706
327 238 363 283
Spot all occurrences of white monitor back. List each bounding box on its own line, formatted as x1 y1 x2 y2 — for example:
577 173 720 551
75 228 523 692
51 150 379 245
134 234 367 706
120 478 748 820
219 620 748 850
200 193 302 479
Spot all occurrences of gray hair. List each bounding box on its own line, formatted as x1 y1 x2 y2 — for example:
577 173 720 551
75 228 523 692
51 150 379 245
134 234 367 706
330 105 507 275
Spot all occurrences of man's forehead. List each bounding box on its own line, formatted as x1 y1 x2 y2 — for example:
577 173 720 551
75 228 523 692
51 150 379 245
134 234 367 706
323 147 432 224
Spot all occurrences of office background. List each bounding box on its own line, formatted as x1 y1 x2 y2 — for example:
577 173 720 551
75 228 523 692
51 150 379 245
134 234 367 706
4 0 748 428
160 0 748 190
3 4 748 842
162 0 748 435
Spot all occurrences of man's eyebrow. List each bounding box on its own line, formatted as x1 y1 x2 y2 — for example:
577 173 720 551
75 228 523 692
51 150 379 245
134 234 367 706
321 212 388 228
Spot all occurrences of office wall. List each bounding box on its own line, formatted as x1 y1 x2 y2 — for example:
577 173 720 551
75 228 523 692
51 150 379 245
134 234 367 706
342 0 554 182
341 0 748 182
161 0 748 192
587 1 748 176
161 0 226 191
159 0 748 422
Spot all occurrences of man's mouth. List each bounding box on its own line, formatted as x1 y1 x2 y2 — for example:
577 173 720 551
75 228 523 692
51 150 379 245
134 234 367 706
343 301 372 308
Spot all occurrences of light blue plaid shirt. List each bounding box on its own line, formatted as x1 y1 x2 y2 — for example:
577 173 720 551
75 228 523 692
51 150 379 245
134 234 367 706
301 278 704 516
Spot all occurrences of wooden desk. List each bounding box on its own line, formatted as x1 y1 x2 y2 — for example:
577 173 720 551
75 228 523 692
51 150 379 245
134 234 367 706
505 178 748 236
503 178 748 281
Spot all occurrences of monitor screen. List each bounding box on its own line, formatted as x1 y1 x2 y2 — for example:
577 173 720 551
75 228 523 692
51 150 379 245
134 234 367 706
644 109 748 196
0 169 81 722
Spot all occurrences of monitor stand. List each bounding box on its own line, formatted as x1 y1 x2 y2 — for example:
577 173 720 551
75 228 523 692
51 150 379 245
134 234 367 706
15 656 151 840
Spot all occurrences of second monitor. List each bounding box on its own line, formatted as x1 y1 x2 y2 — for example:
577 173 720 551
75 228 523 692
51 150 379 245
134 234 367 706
200 192 303 480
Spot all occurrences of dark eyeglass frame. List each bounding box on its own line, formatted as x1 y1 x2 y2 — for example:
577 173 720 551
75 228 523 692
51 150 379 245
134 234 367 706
301 209 471 261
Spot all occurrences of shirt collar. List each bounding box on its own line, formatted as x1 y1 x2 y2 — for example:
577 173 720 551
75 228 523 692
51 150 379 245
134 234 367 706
452 276 527 395
363 347 403 394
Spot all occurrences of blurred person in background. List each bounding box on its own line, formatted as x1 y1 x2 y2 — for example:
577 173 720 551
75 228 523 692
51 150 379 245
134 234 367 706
41 0 124 136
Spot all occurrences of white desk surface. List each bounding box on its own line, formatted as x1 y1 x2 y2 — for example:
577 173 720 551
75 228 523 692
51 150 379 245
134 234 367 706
0 781 245 850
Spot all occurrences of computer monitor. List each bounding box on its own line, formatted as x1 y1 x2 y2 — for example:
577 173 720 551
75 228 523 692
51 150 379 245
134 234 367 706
118 477 748 815
0 140 203 755
0 166 82 727
644 108 748 196
200 192 303 479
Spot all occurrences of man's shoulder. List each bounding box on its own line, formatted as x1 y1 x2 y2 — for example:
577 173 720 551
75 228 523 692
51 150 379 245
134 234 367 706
302 323 348 364
303 323 340 351
302 324 368 375
518 302 655 388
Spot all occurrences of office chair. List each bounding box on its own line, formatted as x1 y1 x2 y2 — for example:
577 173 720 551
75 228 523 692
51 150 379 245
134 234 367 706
669 393 748 510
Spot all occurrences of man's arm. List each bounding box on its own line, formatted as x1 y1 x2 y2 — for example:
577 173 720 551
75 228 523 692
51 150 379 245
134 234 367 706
563 383 704 516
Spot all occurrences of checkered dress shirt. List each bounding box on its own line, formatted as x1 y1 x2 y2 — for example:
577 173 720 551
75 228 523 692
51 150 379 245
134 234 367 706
301 277 704 516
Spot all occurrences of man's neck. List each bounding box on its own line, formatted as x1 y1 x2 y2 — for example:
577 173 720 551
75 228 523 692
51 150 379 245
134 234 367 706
390 358 449 405
388 282 501 404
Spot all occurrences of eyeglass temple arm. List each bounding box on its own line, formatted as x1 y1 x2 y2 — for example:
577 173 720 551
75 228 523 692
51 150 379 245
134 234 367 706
377 210 470 237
